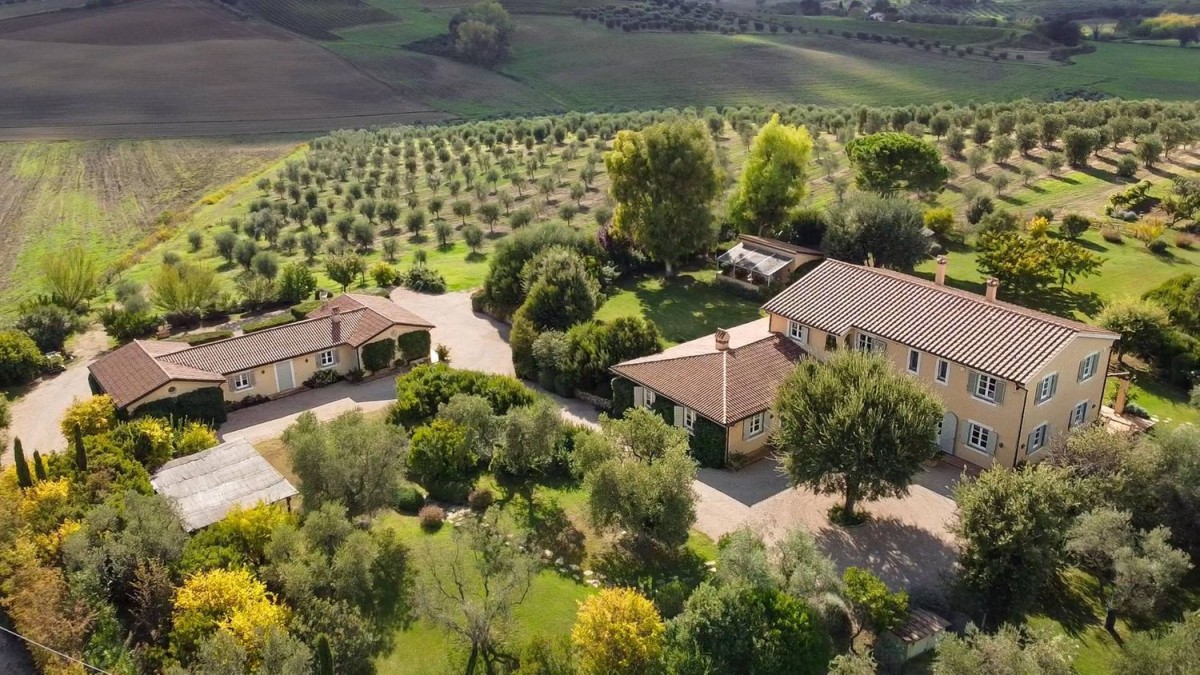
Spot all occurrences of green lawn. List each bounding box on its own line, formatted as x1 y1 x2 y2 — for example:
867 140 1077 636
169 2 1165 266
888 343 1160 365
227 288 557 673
1028 567 1200 674
596 269 764 346
369 477 717 674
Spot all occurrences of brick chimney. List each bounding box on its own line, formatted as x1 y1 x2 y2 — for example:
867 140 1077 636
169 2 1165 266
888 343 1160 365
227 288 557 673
984 277 999 302
330 305 341 343
715 328 730 351
935 255 948 286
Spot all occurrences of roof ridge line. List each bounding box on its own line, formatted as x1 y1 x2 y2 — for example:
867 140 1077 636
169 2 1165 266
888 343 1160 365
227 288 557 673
824 259 1103 334
721 350 728 424
169 307 372 355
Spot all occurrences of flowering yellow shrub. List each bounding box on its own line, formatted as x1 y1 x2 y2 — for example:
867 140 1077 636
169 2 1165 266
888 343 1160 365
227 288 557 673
18 478 71 536
174 422 219 456
572 587 664 675
60 395 117 440
1131 218 1166 243
33 519 81 563
1026 216 1050 238
219 503 296 564
172 568 288 661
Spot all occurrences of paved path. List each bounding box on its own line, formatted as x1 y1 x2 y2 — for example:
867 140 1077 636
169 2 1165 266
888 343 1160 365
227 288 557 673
4 328 109 463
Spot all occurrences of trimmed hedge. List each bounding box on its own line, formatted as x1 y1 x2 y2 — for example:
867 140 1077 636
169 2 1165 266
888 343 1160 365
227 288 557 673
389 364 537 428
177 331 233 346
397 330 431 363
290 299 323 320
129 386 227 425
242 313 296 334
362 338 397 373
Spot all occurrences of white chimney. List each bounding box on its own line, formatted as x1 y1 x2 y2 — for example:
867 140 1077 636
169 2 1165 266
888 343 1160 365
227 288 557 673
715 328 730 351
935 255 948 286
985 277 999 302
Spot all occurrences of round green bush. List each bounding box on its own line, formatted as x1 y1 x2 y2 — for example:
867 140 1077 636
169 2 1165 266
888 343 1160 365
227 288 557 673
0 330 43 386
392 484 426 513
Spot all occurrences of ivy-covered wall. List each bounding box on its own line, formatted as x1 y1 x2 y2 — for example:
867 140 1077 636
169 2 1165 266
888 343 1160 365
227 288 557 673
611 376 634 416
397 330 432 363
610 377 728 468
690 416 727 469
129 387 227 425
361 338 397 372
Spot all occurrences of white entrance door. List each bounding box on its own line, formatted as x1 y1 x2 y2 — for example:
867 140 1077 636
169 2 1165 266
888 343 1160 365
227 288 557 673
937 411 958 455
275 360 295 392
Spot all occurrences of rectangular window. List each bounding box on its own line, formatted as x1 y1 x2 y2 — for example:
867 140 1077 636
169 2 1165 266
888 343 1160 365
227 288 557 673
1069 400 1089 428
1036 373 1058 404
318 349 336 369
907 349 920 374
973 373 999 403
935 359 949 385
1078 352 1099 382
966 422 993 453
855 333 885 353
745 412 765 438
787 321 808 344
1028 423 1049 453
683 408 696 433
643 390 657 408
232 372 252 391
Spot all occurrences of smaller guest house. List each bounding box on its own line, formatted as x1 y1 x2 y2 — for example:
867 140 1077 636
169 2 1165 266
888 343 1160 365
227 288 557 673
716 234 823 290
89 293 432 414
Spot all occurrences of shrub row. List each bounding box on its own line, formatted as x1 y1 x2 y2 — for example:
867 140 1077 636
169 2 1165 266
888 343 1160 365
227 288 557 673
388 364 537 428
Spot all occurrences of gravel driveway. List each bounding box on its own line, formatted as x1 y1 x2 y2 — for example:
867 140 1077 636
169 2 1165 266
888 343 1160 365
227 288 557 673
4 328 110 463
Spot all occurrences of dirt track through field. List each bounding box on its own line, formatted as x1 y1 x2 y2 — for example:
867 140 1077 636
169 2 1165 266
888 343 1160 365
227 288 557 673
0 0 449 139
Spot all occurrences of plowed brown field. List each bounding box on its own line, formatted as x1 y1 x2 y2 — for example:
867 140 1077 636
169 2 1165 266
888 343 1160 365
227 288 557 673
0 0 449 139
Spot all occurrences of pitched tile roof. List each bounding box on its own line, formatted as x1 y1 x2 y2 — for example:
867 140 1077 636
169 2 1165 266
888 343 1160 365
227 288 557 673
90 294 432 408
151 439 298 531
612 319 805 424
762 259 1118 384
309 293 434 328
88 340 224 408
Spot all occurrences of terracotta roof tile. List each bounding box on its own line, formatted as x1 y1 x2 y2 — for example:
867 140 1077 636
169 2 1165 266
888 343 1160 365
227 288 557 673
88 341 223 408
762 260 1117 384
90 294 431 408
613 329 804 424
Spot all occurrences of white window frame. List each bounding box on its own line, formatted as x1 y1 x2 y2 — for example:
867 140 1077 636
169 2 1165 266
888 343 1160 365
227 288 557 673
232 372 253 391
966 421 993 454
1079 352 1099 382
1036 372 1057 405
643 389 656 408
907 349 920 374
787 320 808 344
1028 422 1049 454
1069 400 1089 428
745 412 766 438
935 359 949 385
318 349 337 369
973 372 1000 403
855 333 885 353
682 407 696 433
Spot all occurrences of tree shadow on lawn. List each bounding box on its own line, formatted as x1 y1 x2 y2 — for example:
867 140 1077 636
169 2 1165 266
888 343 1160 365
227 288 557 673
1005 287 1103 319
1035 569 1104 638
813 516 957 592
630 273 764 344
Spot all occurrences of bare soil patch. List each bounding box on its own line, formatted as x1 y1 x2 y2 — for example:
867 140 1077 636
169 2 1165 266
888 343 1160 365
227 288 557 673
0 0 449 138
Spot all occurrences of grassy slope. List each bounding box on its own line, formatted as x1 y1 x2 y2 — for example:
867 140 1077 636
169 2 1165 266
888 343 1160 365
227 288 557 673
0 138 298 315
596 269 764 346
329 3 1200 118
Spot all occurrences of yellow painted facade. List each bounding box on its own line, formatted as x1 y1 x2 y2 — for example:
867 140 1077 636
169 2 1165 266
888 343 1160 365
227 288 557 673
767 312 1113 469
127 325 428 413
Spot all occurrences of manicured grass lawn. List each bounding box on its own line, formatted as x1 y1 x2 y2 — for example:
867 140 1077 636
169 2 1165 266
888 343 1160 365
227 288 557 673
596 269 764 346
1105 375 1199 427
1028 568 1200 674
912 228 1200 322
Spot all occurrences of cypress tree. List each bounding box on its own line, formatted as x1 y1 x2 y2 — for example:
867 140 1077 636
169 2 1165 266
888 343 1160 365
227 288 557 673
74 424 87 473
315 635 334 675
12 438 32 489
32 450 46 482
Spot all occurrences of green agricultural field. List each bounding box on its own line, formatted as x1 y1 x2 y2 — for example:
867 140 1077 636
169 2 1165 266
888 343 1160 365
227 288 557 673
324 0 1200 119
0 138 298 317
